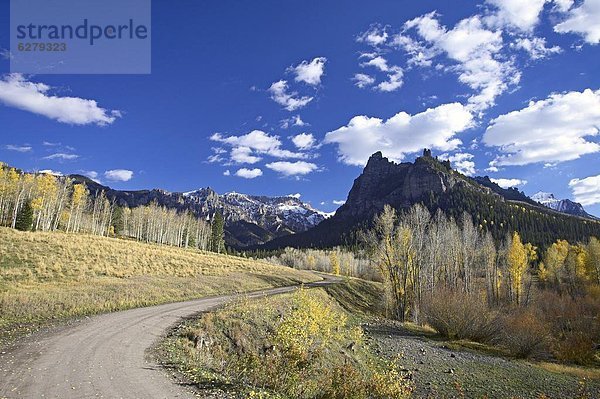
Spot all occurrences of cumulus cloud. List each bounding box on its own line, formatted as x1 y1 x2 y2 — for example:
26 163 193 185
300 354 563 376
210 130 307 164
5 144 32 152
104 169 133 182
324 102 474 166
400 13 520 111
280 115 308 129
440 152 477 176
230 146 262 164
357 24 389 46
483 88 600 166
38 169 63 176
43 153 79 161
485 0 549 31
353 73 376 88
291 133 316 150
491 178 528 188
358 55 404 92
291 57 327 86
81 170 98 179
235 168 263 179
0 74 120 125
333 200 346 205
266 161 318 177
223 169 231 176
268 80 313 111
554 0 600 44
569 174 600 205
510 37 561 59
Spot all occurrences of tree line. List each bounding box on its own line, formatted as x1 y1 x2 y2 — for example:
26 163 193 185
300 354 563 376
364 204 600 323
0 164 226 252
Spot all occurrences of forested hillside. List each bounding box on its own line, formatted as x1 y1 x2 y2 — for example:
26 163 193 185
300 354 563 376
261 151 600 250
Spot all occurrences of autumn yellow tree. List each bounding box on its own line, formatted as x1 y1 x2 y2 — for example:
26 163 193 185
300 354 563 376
585 237 600 285
507 232 529 305
329 250 340 275
539 239 570 290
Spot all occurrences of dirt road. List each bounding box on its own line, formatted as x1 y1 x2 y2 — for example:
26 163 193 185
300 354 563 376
0 277 337 398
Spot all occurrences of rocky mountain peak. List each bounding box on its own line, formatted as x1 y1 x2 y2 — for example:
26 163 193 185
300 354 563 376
531 191 593 219
337 150 456 220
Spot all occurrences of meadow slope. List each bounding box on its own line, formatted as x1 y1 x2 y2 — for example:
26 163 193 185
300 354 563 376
0 227 319 344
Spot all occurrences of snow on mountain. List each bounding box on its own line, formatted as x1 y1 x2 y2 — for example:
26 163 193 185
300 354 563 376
531 192 594 219
183 188 327 234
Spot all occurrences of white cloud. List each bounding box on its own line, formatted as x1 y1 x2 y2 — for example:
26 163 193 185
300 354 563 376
223 169 231 176
554 0 575 13
268 80 313 111
280 115 308 129
359 55 404 92
401 13 520 111
230 146 262 164
362 56 390 72
483 88 600 166
510 37 561 59
554 0 600 44
43 153 79 160
485 0 549 31
376 68 404 92
104 169 133 182
235 168 263 179
440 152 477 176
38 169 63 176
353 73 376 88
0 49 13 60
291 133 316 150
291 57 327 86
266 161 318 177
5 144 32 152
569 174 600 205
357 24 389 46
324 102 474 166
491 178 528 188
210 130 307 163
81 170 98 179
0 74 119 125
333 200 346 205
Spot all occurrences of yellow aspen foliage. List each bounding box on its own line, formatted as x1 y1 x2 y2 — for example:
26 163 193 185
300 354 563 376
507 231 528 305
586 237 600 284
275 289 351 364
330 251 340 275
542 239 570 286
306 254 316 270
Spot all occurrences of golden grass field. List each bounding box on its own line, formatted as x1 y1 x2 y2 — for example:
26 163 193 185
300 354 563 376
0 227 319 344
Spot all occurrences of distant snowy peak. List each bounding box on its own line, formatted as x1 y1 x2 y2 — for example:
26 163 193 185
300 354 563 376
182 187 328 233
531 192 556 203
531 191 594 219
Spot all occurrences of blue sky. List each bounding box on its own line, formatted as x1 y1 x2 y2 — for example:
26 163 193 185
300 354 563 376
1 0 600 215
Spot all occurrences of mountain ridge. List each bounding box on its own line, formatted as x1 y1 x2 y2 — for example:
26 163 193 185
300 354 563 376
69 175 327 247
530 191 595 220
258 150 600 250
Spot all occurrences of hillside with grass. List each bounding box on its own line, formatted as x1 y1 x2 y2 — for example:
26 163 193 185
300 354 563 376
0 227 319 345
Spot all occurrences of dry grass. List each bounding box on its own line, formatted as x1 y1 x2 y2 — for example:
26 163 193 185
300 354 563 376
0 227 319 343
537 362 600 380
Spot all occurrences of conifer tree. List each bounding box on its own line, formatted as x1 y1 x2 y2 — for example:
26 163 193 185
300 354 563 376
15 200 33 231
210 212 225 253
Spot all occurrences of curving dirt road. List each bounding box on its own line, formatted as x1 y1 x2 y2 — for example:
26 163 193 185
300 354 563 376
0 277 338 399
